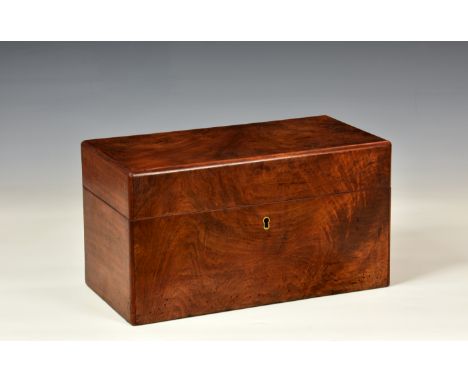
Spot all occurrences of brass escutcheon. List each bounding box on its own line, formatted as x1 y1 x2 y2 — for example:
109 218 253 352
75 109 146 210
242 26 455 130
263 216 270 231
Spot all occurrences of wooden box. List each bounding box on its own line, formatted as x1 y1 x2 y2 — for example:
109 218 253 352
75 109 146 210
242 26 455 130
81 115 391 325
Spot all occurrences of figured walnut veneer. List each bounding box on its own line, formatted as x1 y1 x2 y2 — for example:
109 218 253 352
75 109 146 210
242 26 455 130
82 115 391 325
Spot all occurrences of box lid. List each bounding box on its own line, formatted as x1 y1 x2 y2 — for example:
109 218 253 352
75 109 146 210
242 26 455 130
82 115 391 219
83 115 386 174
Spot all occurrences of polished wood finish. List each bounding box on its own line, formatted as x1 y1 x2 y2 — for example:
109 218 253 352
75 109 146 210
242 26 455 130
82 142 130 217
83 189 133 322
131 144 390 219
84 115 385 174
133 188 390 324
81 115 391 325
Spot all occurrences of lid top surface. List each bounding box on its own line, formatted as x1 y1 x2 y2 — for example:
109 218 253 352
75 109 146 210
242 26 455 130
84 115 387 174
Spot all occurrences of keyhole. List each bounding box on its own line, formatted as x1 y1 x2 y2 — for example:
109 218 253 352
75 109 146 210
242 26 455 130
263 216 270 230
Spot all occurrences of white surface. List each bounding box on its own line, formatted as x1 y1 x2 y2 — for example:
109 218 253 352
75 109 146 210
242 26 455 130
2 0 468 41
1 192 468 340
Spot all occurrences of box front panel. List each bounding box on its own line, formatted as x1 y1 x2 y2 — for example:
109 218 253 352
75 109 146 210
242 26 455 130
132 188 390 324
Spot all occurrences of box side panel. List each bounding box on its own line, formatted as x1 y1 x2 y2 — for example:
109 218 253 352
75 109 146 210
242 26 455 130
83 189 134 324
81 141 130 218
131 143 390 219
133 187 390 325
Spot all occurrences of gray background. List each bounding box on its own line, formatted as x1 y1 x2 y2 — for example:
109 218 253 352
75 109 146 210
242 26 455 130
1 42 467 339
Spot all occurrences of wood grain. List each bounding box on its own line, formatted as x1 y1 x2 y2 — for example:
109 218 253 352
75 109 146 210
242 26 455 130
132 188 390 324
83 189 134 323
131 143 390 219
81 141 130 218
81 114 392 325
84 115 386 174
